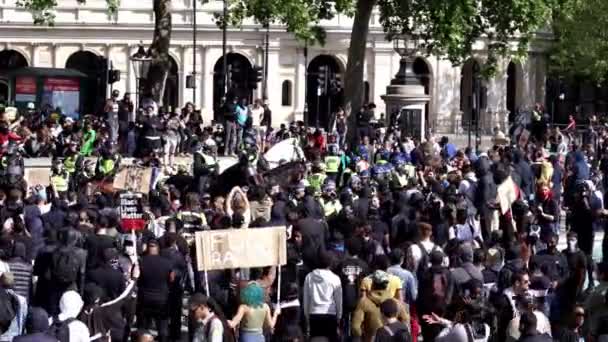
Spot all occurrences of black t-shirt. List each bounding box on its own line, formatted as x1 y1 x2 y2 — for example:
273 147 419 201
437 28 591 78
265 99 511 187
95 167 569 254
85 234 117 269
87 264 126 300
138 254 174 303
374 321 411 342
337 257 369 312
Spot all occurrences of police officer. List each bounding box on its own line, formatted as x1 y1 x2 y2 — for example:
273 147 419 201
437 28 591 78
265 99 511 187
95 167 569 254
192 143 218 194
320 179 342 218
63 141 83 191
50 158 69 198
307 162 327 194
96 148 120 180
325 145 342 185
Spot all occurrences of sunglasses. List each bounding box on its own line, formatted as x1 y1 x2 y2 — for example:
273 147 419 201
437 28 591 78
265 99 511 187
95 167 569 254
575 311 585 317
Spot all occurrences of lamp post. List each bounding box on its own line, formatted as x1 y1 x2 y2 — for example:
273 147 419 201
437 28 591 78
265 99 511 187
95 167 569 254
392 31 420 86
130 42 152 110
391 31 421 137
474 70 482 151
192 0 197 105
222 0 228 95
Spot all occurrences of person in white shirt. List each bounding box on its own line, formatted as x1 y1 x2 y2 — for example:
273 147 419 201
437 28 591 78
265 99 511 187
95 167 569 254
189 293 225 342
303 250 342 341
408 222 449 273
423 304 490 342
506 294 551 342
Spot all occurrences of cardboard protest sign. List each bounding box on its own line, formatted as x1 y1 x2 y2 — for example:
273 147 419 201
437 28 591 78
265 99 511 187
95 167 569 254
195 227 287 271
119 192 146 231
113 167 152 193
24 168 50 187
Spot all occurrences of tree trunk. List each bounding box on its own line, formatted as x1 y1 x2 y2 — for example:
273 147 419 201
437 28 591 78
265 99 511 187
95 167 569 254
143 0 172 105
344 0 376 140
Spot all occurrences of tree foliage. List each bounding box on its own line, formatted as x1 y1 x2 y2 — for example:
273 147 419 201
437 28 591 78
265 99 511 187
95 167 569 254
549 0 608 83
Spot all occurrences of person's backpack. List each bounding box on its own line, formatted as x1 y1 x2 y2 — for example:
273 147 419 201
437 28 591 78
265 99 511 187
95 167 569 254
49 316 75 342
380 322 412 342
0 288 19 334
52 247 80 284
204 316 235 342
416 242 438 279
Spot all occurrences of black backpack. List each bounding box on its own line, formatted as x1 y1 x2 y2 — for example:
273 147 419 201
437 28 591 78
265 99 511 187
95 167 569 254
0 288 19 334
204 316 235 342
52 247 80 284
49 316 75 342
416 242 439 280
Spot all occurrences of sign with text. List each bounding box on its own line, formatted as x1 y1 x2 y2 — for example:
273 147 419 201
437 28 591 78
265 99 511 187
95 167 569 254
119 192 146 231
15 77 36 103
113 166 153 193
195 227 287 271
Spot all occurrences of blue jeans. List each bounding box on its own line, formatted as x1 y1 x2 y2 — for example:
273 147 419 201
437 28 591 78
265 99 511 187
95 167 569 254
239 330 265 342
225 121 237 155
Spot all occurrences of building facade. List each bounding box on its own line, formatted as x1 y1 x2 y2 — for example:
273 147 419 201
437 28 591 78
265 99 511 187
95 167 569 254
0 0 549 133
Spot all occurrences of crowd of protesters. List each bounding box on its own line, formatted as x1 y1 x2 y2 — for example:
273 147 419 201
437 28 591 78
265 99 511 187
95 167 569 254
0 90 606 342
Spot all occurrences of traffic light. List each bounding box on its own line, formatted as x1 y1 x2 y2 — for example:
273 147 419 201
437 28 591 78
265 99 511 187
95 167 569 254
317 66 328 94
248 65 263 89
108 70 120 84
186 74 195 89
330 73 342 95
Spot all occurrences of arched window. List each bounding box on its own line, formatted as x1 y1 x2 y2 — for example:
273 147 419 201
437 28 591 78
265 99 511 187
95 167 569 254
281 80 292 106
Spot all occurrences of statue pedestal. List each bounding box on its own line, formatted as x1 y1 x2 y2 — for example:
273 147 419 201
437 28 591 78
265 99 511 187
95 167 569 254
381 83 430 140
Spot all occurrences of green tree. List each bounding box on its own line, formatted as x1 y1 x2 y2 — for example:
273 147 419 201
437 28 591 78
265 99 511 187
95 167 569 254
19 0 558 116
549 0 608 83
228 0 557 126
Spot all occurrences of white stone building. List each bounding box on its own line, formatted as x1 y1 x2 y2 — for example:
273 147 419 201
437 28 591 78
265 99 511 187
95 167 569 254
0 0 549 134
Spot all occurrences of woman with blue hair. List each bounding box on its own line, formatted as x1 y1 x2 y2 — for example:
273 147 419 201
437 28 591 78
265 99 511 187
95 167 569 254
228 282 280 342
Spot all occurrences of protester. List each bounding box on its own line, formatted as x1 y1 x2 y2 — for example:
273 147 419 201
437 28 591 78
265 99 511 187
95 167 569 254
1 91 608 342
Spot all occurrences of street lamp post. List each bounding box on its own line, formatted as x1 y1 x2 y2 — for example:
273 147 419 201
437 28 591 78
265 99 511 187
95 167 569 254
130 42 152 110
391 31 421 137
303 42 309 130
392 32 420 86
222 0 228 95
474 71 482 151
192 0 197 105
263 22 270 100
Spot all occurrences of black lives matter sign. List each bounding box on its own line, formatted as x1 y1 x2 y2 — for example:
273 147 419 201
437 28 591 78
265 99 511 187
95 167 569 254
119 192 146 231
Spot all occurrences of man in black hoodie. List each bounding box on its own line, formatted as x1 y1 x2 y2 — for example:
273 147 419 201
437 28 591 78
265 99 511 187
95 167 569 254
511 149 535 200
474 156 497 241
295 205 329 269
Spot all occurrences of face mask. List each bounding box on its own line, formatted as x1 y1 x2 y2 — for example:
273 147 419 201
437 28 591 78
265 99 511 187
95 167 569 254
567 239 577 252
125 246 136 256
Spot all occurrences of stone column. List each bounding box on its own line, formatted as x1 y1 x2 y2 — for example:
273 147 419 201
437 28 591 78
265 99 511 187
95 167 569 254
201 47 216 123
31 44 39 67
372 45 394 117
180 46 188 107
266 46 282 121
294 47 306 121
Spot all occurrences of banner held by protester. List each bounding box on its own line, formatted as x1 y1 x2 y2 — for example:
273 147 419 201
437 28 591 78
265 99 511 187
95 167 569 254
119 192 146 231
195 226 287 271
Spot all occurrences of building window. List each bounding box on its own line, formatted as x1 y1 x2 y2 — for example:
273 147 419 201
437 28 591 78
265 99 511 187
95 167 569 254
281 80 292 106
364 81 370 104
